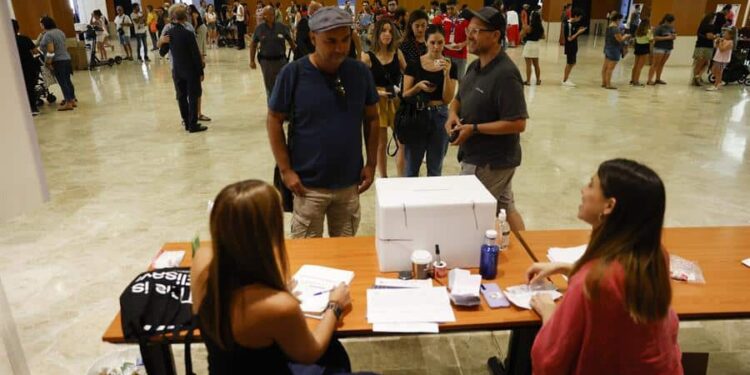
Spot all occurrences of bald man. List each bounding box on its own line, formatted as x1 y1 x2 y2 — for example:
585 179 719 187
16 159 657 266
251 5 296 97
293 1 321 60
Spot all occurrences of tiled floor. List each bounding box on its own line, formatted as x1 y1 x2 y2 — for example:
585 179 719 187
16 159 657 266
1 34 749 374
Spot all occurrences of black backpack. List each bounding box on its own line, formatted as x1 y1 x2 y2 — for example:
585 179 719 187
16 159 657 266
120 267 196 374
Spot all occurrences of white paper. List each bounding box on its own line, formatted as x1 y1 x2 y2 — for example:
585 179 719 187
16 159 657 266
448 269 482 306
292 265 354 318
547 244 587 264
374 277 433 289
152 251 185 269
742 258 750 268
367 287 456 324
373 322 439 333
504 283 563 310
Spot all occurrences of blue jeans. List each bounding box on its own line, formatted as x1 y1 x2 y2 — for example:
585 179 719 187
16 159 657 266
404 105 449 177
52 60 76 102
134 33 148 59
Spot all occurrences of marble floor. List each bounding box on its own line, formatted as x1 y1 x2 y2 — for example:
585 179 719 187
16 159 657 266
1 35 749 374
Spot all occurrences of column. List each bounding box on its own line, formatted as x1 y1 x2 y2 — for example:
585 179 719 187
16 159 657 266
0 2 49 222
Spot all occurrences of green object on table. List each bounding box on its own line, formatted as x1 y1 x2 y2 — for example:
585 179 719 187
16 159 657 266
191 234 200 257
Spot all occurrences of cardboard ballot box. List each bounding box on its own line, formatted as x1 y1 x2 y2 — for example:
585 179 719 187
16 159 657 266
374 175 497 272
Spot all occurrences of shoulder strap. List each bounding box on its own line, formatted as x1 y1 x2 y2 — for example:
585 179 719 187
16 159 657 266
286 60 302 148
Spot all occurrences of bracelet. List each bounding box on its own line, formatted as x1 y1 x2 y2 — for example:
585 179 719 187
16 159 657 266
326 302 343 320
473 123 479 134
46 52 55 58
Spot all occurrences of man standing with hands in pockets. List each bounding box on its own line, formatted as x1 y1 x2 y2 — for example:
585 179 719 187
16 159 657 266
267 7 380 239
446 7 529 233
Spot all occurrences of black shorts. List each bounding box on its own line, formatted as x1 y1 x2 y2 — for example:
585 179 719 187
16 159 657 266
564 45 578 65
634 43 650 56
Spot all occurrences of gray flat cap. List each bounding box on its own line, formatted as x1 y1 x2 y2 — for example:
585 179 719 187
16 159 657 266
309 6 352 33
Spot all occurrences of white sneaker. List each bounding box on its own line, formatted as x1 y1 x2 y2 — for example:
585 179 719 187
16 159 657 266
705 86 719 92
561 80 576 87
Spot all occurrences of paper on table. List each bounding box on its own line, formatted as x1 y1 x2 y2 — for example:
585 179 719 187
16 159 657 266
448 269 482 306
373 322 440 333
367 287 456 324
374 277 433 289
504 283 563 310
152 251 185 269
292 265 355 319
547 244 587 264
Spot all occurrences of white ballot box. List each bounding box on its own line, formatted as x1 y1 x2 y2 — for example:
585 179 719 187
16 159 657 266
375 175 497 272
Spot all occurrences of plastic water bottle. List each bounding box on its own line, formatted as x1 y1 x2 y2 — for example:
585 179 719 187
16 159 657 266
480 230 500 279
496 209 510 250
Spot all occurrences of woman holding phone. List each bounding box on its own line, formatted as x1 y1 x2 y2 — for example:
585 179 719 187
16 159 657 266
402 24 458 177
526 159 682 374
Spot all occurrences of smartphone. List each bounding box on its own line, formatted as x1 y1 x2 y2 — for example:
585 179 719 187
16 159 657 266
425 82 436 89
481 283 510 308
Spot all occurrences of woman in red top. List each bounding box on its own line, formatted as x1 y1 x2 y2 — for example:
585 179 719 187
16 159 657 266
527 159 683 374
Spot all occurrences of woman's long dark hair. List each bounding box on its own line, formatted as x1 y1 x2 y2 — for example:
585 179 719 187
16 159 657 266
698 12 714 30
199 180 289 350
530 11 544 34
570 159 672 324
404 9 428 41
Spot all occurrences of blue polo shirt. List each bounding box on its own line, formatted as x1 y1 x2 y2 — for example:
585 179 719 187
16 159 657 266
269 56 379 189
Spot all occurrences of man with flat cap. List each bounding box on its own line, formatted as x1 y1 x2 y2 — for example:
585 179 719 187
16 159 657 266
267 6 380 239
445 6 529 233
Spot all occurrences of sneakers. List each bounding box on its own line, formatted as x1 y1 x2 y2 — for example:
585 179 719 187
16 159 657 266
188 124 208 133
561 80 576 87
31 109 40 116
705 86 719 92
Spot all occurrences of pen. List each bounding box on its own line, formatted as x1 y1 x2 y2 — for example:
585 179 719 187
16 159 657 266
313 290 330 296
480 284 486 290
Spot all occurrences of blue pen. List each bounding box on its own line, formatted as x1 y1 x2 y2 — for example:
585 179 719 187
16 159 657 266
313 290 329 296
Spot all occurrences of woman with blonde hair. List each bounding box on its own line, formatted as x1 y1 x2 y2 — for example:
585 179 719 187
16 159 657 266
630 18 652 86
361 19 407 178
192 180 353 373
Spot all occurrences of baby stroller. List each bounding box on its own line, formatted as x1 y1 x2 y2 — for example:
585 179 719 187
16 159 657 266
708 47 750 86
35 55 57 106
216 19 236 48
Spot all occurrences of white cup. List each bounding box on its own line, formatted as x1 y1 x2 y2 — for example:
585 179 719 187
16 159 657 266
411 250 433 279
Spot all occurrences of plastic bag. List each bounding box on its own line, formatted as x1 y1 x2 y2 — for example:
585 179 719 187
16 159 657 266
669 254 706 284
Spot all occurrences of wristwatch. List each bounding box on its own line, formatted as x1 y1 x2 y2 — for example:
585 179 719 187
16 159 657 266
472 123 479 134
326 302 343 320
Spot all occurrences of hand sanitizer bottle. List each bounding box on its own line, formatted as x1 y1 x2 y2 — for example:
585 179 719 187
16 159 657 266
497 209 510 250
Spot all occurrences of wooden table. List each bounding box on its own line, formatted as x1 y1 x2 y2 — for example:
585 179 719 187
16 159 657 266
518 227 750 320
103 234 544 374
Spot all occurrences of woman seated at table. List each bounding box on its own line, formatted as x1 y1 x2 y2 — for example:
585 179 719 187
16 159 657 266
191 180 353 374
526 159 683 374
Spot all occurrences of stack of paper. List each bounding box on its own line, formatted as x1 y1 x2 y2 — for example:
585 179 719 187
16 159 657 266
292 265 354 319
504 282 563 310
547 244 587 264
374 277 433 289
151 250 185 269
367 284 455 333
448 269 482 306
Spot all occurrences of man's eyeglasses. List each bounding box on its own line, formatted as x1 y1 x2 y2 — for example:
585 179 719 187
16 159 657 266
467 27 494 36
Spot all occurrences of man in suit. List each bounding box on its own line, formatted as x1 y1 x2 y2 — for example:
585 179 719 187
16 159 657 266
160 5 207 133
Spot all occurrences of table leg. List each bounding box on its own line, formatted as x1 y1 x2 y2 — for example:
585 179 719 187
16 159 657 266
505 326 538 375
139 342 177 375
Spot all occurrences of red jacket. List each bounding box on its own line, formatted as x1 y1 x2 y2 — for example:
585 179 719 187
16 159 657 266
531 260 683 375
432 14 468 59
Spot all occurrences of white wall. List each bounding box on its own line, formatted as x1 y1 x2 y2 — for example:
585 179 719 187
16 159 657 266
74 0 108 23
0 1 49 222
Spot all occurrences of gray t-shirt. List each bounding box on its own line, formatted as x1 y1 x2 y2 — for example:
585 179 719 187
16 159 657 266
653 24 675 50
39 29 71 61
605 26 621 48
252 22 292 59
456 52 528 169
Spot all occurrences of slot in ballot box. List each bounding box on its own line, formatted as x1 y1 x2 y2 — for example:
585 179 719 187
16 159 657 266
374 175 497 272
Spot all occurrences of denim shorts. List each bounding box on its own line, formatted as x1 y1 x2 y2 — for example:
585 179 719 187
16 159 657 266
653 48 671 55
604 46 621 61
119 34 131 45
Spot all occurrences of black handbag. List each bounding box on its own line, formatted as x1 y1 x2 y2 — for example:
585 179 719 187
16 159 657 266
273 62 301 213
394 93 431 145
